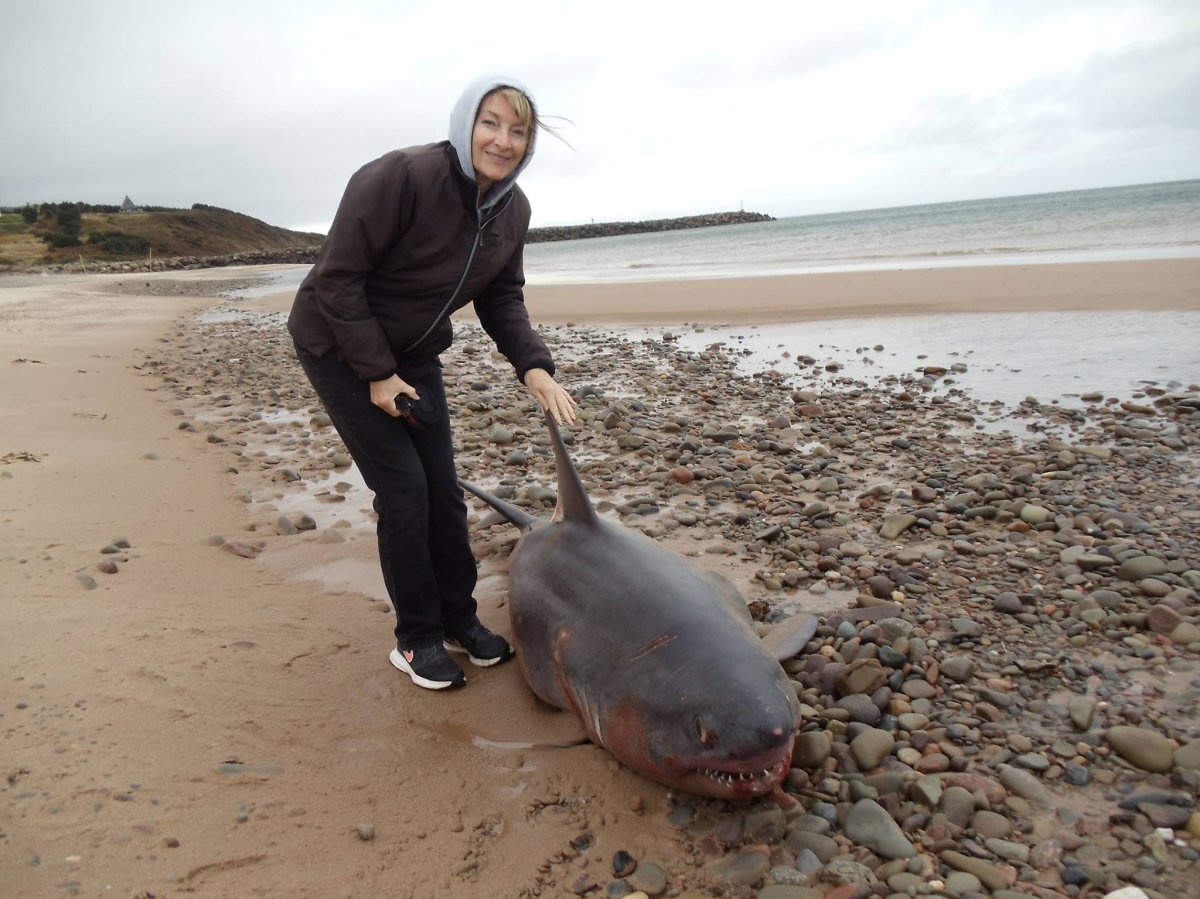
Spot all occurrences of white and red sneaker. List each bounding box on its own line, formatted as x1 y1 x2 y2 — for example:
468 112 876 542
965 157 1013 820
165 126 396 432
389 644 466 690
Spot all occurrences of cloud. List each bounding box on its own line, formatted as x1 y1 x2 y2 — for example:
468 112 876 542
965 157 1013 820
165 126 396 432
2 0 1197 229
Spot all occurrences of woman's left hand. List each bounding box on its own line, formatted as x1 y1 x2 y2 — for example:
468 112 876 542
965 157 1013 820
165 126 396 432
523 368 577 425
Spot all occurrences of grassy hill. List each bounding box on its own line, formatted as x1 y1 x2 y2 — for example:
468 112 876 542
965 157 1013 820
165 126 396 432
0 204 323 270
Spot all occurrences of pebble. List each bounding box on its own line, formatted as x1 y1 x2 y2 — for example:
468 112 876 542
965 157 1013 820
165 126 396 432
842 799 916 859
703 848 771 886
626 861 667 895
940 850 1011 891
849 729 894 769
1118 555 1169 581
879 514 917 539
1068 696 1096 731
612 849 636 878
1105 725 1176 773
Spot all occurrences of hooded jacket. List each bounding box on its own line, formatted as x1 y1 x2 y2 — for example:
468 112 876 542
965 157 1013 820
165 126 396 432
287 75 554 384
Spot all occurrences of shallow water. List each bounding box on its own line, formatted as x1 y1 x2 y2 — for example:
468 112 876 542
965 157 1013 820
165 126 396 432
633 310 1200 410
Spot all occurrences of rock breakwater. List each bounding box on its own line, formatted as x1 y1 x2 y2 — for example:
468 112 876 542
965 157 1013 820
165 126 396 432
141 306 1200 898
527 211 774 243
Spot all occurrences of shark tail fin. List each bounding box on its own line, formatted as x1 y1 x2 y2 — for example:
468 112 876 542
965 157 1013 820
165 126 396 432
458 478 537 532
545 412 598 525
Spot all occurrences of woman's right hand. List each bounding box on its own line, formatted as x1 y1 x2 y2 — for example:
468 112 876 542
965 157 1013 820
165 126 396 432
370 374 419 417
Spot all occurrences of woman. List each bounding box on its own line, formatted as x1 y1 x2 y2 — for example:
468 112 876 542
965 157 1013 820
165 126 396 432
288 75 576 691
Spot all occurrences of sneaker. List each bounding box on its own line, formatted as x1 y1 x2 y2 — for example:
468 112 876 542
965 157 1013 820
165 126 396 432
444 621 515 667
389 644 466 690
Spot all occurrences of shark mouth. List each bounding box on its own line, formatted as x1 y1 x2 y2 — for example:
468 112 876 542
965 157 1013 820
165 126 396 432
701 767 779 787
693 754 790 796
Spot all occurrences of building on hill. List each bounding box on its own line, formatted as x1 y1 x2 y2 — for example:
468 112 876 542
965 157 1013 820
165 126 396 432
120 196 141 213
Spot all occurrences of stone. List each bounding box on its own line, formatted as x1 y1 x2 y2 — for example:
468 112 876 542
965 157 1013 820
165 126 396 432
842 799 916 859
743 806 787 843
488 424 514 445
703 848 770 887
1068 696 1095 731
836 659 887 696
784 830 838 863
940 850 1011 891
626 861 667 896
1019 504 1053 525
791 731 832 769
1105 725 1175 773
879 514 917 539
1171 621 1200 645
849 729 895 770
998 765 1053 806
1146 603 1183 633
1174 739 1200 770
939 656 976 682
1118 555 1168 581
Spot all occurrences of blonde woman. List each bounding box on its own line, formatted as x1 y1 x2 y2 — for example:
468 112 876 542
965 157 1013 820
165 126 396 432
289 75 575 690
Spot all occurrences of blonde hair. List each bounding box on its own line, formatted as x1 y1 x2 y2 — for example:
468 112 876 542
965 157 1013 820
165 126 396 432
494 87 535 131
486 87 570 148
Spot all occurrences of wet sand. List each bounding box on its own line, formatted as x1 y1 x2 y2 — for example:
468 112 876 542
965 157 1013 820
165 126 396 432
2 259 1198 898
522 257 1200 324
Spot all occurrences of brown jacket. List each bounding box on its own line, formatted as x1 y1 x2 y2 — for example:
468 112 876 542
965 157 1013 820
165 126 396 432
287 141 554 383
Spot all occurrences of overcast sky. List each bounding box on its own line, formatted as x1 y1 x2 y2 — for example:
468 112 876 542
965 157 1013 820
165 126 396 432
2 0 1197 233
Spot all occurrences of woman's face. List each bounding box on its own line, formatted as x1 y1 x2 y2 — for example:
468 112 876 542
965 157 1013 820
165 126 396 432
471 92 530 194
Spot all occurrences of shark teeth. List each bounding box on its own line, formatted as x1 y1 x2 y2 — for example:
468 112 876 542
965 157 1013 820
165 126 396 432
700 767 775 785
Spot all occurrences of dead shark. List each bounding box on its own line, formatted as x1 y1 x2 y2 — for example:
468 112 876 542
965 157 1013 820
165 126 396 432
460 413 816 799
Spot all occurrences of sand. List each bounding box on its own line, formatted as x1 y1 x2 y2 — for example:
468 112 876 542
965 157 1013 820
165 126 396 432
521 258 1200 324
1 258 1197 898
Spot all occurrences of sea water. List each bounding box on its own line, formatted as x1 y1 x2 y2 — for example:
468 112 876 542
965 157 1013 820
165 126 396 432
240 179 1200 410
523 179 1200 283
627 310 1200 413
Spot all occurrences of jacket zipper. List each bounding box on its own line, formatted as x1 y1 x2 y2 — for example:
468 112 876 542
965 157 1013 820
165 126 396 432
400 198 509 354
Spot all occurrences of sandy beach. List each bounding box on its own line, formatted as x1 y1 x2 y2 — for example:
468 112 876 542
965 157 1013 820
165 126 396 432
2 259 1199 898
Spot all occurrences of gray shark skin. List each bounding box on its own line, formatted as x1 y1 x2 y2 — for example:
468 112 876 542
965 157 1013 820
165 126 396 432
460 414 805 799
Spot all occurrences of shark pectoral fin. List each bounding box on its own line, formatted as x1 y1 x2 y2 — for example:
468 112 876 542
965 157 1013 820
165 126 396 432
702 570 753 623
761 612 819 662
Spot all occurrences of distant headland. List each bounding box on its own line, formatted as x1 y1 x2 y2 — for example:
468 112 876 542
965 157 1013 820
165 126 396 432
0 202 774 273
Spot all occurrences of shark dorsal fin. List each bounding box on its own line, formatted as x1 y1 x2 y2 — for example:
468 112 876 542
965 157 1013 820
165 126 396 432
545 412 598 525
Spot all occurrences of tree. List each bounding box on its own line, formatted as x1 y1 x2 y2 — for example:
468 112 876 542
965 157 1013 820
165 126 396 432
54 202 82 240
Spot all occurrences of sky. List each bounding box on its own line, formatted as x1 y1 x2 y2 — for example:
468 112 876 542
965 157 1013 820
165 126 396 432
2 0 1198 234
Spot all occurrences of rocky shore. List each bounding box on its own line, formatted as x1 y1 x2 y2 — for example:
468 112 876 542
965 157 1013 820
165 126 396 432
134 284 1200 899
12 246 321 276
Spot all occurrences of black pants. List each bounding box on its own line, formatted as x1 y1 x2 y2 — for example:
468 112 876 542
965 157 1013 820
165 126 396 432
295 345 478 648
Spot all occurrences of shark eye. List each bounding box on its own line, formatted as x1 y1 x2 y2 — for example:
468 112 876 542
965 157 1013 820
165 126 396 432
693 715 710 745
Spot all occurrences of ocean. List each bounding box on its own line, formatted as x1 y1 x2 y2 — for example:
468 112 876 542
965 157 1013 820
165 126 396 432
241 179 1199 411
522 178 1200 284
248 179 1200 294
524 179 1199 410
